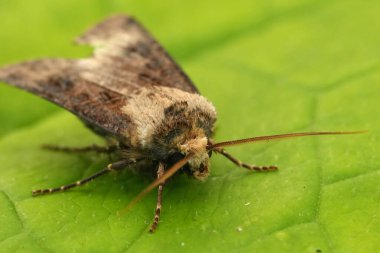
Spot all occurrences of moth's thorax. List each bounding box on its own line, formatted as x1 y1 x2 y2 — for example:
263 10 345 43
121 86 216 179
122 86 216 148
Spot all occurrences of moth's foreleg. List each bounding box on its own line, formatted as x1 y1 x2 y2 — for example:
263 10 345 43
150 162 165 233
214 148 278 172
42 144 117 154
32 160 133 196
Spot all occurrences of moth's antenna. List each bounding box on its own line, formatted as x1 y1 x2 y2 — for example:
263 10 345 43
209 131 366 150
119 153 194 215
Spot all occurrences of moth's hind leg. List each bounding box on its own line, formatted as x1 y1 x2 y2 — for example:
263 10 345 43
214 148 278 172
32 160 134 196
42 144 117 154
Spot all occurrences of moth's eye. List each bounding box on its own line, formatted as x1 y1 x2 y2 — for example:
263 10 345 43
199 164 205 173
198 162 208 174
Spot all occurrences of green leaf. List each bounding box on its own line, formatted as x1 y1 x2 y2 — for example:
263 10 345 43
1 1 379 252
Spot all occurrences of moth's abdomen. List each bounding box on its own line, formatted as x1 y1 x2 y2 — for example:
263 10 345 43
121 86 217 157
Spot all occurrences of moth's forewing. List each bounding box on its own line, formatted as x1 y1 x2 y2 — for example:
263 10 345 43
0 59 130 138
76 15 199 94
0 14 199 139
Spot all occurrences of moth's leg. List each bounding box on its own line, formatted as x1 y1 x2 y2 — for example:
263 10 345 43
42 144 118 154
214 148 278 172
150 162 165 233
32 160 133 196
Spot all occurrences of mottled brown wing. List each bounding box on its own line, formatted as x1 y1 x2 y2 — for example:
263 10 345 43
75 14 199 94
0 14 198 139
0 59 131 138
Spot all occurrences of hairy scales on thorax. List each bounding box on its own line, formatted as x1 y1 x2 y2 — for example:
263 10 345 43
121 86 217 179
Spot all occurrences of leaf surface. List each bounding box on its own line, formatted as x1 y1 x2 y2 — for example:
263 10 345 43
0 1 379 252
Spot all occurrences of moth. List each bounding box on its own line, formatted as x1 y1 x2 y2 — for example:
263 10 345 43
0 14 361 232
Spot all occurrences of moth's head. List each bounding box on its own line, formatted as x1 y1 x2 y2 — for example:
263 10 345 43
177 136 210 181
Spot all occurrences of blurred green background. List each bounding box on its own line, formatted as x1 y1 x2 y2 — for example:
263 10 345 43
0 0 379 252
